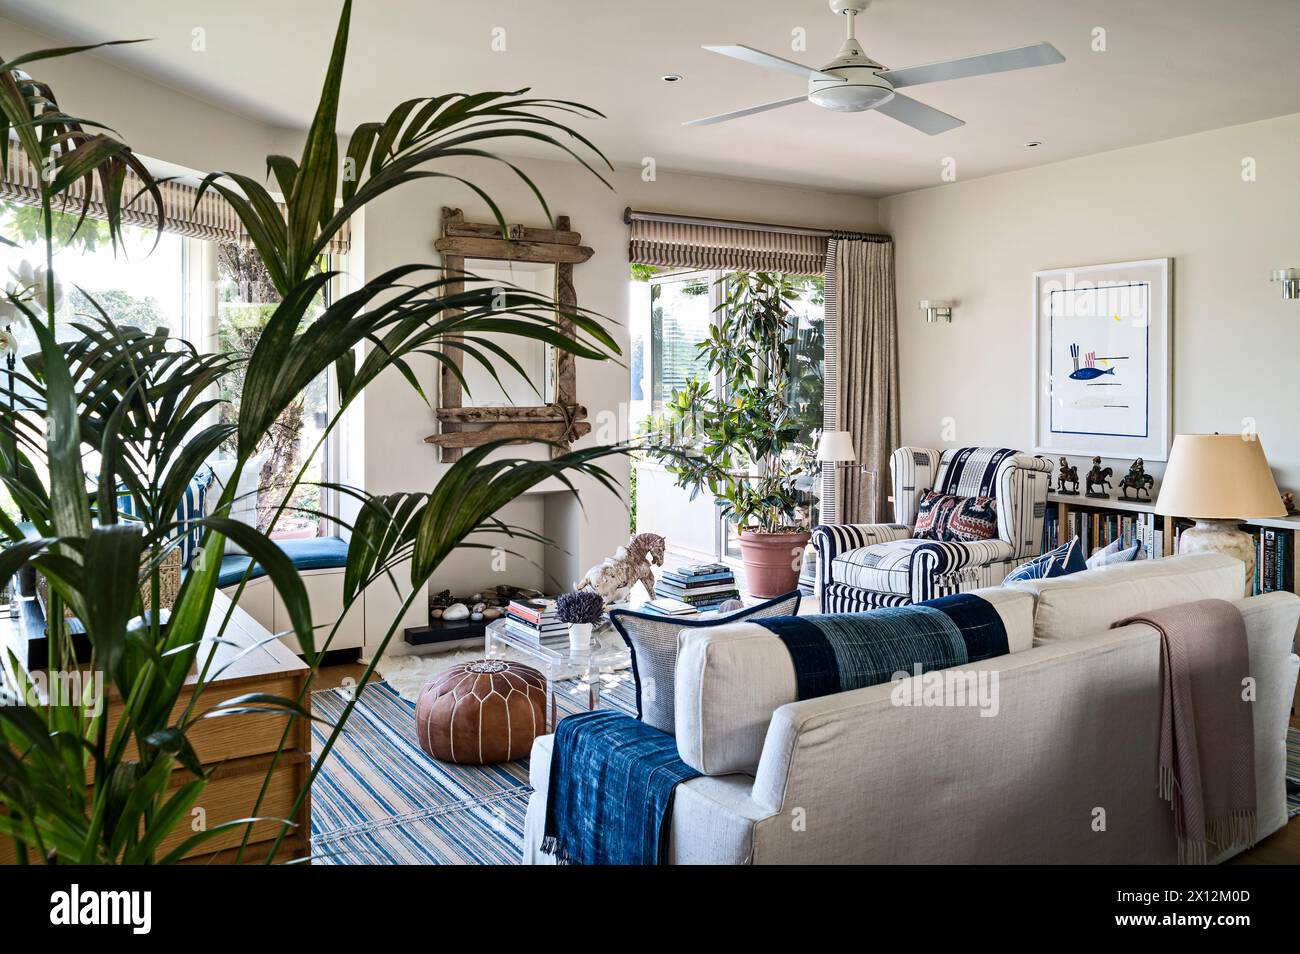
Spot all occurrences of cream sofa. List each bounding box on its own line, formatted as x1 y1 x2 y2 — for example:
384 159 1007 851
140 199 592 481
522 553 1300 864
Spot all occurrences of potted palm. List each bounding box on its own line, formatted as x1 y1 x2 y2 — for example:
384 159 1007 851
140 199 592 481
646 272 812 597
0 0 624 864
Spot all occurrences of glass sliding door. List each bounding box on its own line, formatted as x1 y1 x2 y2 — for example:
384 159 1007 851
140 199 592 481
630 270 722 562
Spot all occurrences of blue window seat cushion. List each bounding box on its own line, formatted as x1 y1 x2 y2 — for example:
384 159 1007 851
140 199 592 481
216 535 349 588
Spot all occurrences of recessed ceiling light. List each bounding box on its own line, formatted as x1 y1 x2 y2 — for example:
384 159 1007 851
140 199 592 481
1024 140 1043 148
661 74 683 83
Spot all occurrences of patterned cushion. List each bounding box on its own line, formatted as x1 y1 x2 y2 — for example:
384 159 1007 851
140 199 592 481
1085 537 1148 569
1003 536 1088 583
912 491 998 542
609 591 801 734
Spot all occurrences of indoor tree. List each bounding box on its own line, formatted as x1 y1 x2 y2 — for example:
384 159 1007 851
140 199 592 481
0 0 623 864
644 271 814 595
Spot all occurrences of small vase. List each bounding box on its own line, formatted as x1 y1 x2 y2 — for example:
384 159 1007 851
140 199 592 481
568 622 593 651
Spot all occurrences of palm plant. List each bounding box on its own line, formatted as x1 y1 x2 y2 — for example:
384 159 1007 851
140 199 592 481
0 0 623 864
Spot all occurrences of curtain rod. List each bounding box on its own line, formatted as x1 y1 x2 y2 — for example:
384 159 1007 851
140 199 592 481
623 207 890 243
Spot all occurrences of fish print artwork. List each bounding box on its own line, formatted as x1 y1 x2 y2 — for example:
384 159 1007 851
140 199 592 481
1067 344 1116 381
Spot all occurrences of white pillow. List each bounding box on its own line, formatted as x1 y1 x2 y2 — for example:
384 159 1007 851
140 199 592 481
1085 537 1148 570
206 453 267 555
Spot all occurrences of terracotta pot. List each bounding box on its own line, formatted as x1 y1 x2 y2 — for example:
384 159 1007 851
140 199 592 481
736 529 811 598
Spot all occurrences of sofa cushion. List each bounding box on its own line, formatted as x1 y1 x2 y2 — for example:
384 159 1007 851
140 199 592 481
1005 552 1246 644
674 586 1035 776
834 537 1015 596
1085 536 1147 569
609 591 800 734
1003 536 1087 583
913 491 998 542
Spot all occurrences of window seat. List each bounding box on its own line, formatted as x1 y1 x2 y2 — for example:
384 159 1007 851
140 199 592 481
217 535 349 588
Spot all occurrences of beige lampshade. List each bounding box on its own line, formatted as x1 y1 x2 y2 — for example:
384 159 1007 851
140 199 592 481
817 430 857 463
1154 434 1285 519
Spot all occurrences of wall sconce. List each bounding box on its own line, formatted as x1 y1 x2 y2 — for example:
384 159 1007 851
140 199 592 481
919 299 954 323
1271 268 1299 300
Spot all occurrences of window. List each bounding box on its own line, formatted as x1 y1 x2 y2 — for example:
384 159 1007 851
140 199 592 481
215 244 332 539
630 270 714 430
0 202 185 348
0 201 341 538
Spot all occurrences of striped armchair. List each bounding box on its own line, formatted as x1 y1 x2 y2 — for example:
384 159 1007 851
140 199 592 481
813 446 1051 612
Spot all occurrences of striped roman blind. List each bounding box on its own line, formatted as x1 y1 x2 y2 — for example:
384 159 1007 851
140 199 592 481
629 216 826 275
1 140 351 255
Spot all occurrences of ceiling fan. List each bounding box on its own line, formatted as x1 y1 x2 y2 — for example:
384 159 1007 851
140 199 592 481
686 0 1065 134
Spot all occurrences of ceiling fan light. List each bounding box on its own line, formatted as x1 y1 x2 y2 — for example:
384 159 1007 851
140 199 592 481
808 83 894 112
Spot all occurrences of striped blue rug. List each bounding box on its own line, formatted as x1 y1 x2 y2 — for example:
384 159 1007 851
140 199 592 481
311 675 636 865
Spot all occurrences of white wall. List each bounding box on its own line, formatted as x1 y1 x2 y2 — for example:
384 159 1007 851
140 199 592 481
0 17 274 180
882 112 1300 491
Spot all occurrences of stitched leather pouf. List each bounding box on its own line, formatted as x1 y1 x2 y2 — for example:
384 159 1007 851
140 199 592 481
415 659 547 764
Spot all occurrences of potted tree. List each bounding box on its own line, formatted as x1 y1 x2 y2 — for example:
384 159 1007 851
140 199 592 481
646 272 813 597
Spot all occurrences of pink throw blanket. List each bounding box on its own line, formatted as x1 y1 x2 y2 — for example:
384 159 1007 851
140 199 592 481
1116 599 1256 864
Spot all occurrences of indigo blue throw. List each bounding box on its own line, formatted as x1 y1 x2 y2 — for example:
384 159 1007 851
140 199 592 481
542 709 700 865
756 593 1009 699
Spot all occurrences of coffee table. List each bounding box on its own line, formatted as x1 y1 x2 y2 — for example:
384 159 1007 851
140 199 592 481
483 618 632 729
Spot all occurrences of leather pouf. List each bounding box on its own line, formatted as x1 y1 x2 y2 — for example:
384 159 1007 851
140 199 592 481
415 660 547 764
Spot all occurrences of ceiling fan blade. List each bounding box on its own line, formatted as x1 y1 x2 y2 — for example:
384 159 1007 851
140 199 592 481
874 93 965 135
684 95 808 127
702 44 829 80
878 42 1065 89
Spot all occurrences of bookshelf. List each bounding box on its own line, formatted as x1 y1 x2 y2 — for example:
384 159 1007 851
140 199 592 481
1046 492 1300 595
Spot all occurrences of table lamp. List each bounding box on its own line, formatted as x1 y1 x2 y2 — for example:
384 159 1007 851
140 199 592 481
1154 433 1286 596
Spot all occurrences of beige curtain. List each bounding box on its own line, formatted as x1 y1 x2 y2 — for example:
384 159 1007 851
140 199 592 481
629 217 825 274
1 140 351 254
837 238 900 523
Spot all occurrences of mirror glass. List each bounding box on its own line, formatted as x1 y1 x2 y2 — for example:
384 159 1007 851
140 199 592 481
461 258 557 407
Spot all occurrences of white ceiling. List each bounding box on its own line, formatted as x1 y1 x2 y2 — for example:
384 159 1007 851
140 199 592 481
3 0 1300 196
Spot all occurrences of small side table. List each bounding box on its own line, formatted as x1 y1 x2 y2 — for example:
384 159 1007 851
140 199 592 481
483 619 631 730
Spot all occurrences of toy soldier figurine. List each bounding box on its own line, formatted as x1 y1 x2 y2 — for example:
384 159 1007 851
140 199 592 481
1057 457 1080 495
1119 458 1154 500
1085 455 1113 498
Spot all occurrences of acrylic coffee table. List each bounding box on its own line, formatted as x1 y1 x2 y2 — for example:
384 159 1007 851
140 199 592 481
483 618 632 730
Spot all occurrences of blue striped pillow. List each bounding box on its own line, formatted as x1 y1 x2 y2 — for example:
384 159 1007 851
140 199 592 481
1003 535 1087 584
116 465 213 569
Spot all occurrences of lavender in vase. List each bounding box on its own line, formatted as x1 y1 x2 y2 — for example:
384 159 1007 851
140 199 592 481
555 589 605 651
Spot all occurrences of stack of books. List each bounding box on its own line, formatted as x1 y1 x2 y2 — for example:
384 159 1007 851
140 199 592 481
654 563 739 612
505 599 567 646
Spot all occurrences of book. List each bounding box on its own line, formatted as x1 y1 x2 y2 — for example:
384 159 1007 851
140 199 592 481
505 611 566 633
504 619 568 645
641 597 698 616
673 563 730 577
1262 529 1278 592
506 599 558 624
660 570 735 586
655 581 740 597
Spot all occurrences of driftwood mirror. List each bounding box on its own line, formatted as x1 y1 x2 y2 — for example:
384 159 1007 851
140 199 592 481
426 207 593 460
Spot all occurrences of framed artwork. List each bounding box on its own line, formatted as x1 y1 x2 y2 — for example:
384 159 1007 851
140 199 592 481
1032 258 1172 461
